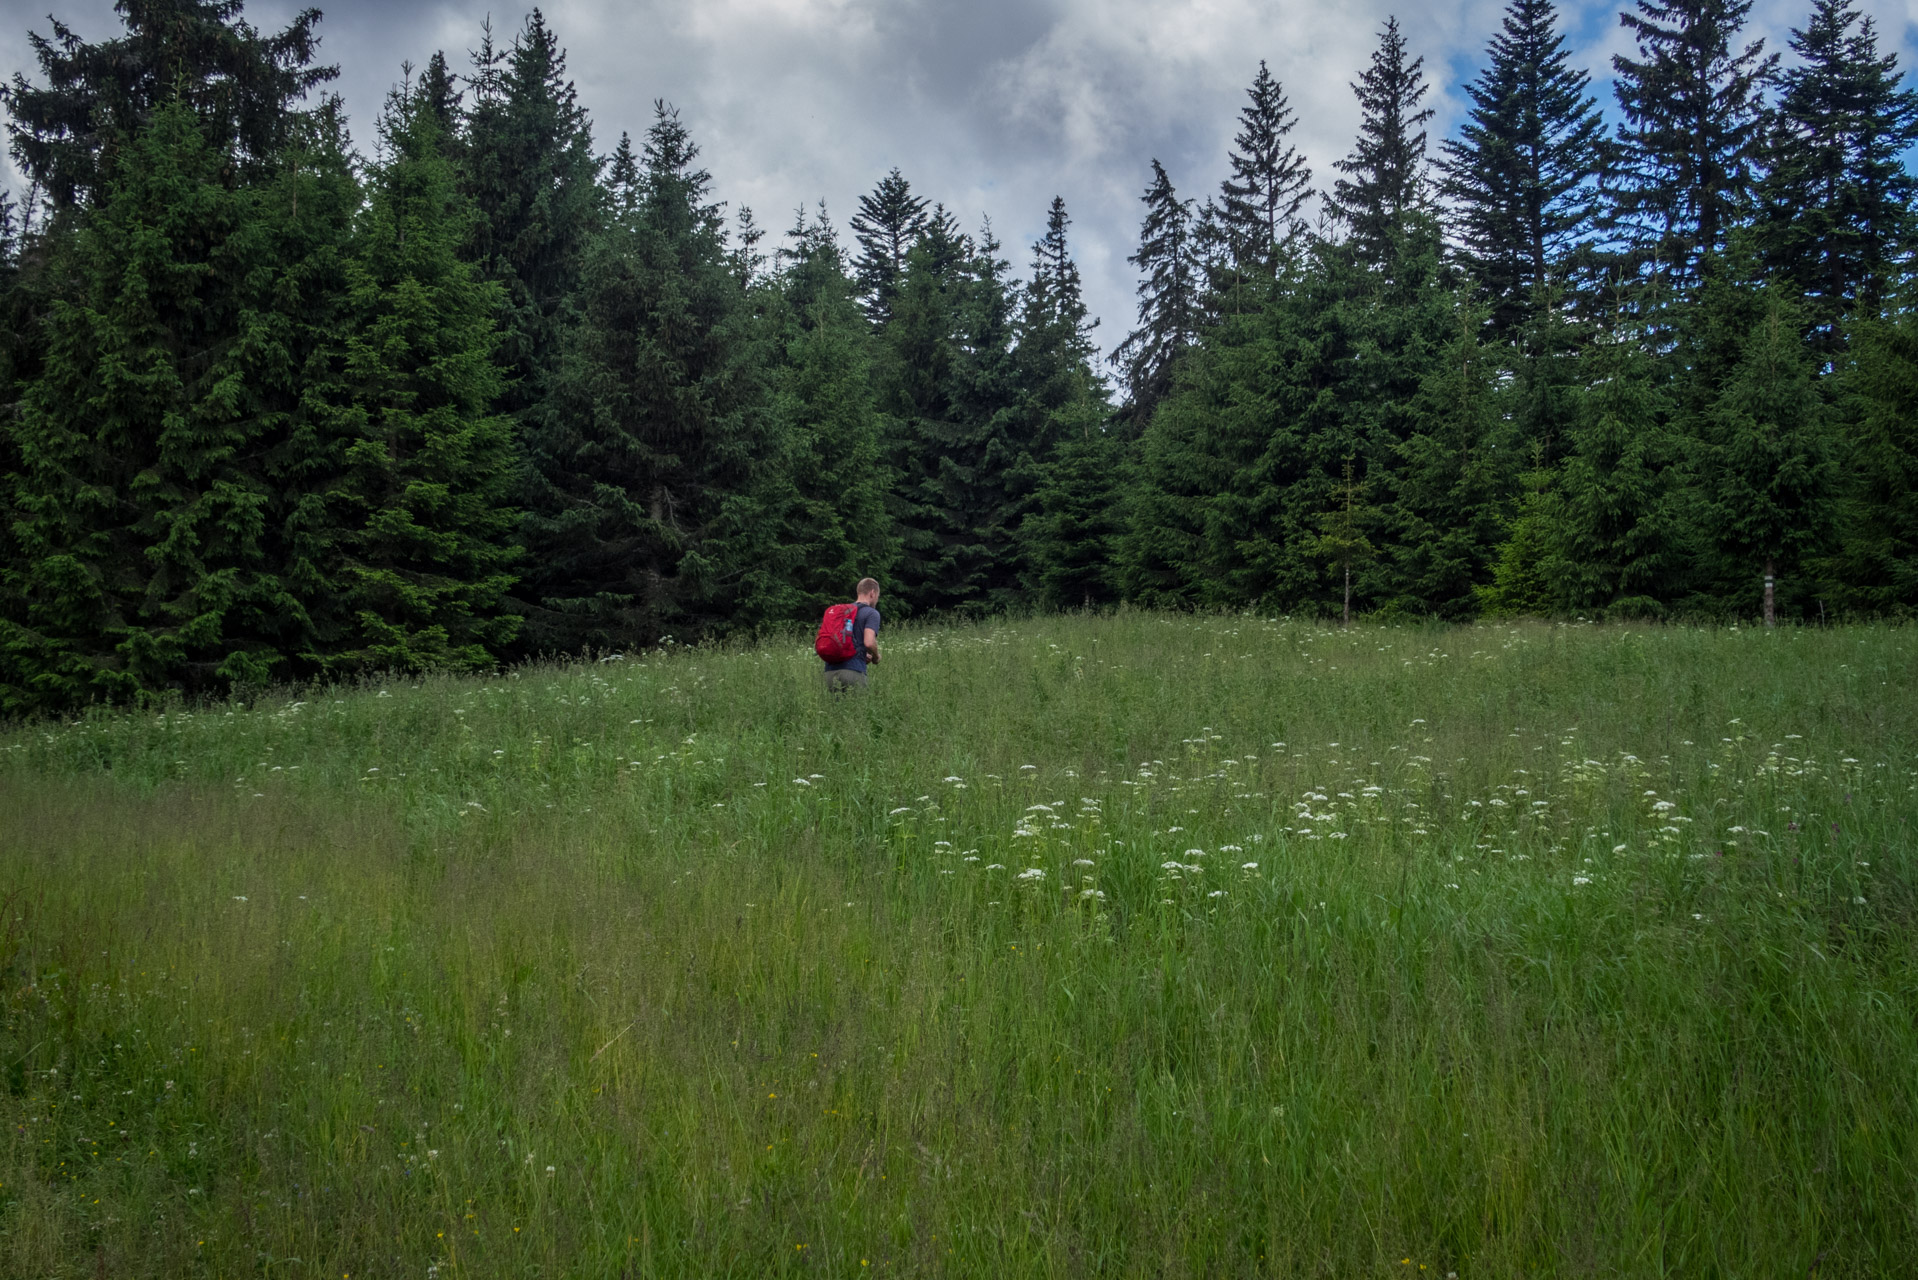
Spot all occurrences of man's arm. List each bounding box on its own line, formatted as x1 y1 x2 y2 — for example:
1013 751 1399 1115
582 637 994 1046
863 627 879 663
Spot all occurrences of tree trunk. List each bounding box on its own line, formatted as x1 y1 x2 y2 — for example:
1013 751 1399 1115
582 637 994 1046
1343 564 1351 628
1763 557 1776 629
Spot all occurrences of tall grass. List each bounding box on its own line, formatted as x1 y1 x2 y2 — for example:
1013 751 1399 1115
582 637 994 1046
3 614 1915 1276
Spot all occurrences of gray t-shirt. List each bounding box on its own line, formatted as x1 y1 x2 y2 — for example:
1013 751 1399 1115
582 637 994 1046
824 604 881 673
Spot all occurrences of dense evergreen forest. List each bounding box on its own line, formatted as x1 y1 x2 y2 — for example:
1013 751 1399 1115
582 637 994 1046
0 0 1915 712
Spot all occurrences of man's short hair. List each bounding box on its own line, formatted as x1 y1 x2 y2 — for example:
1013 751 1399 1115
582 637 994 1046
856 578 880 598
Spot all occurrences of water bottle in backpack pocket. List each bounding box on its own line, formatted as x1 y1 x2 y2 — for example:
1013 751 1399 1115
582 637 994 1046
815 602 860 662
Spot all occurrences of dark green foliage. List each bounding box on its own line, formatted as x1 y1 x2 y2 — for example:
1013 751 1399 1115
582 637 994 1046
850 168 930 326
417 50 464 142
310 82 521 675
1546 335 1692 617
515 103 772 651
1026 413 1124 610
0 102 355 710
1477 453 1563 616
730 207 899 623
460 10 602 422
1688 283 1831 618
1111 160 1198 432
1306 460 1379 626
1 0 336 211
1378 310 1520 618
1217 62 1312 277
1328 17 1435 272
1755 0 1918 350
1010 199 1114 606
1610 0 1776 296
1824 306 1918 614
1124 224 1459 617
1116 356 1229 609
1440 0 1607 334
878 218 1024 616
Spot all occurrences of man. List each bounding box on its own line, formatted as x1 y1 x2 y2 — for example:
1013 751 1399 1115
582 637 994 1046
823 578 883 691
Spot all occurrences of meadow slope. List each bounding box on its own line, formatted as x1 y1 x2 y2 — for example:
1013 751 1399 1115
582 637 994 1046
3 614 1916 1277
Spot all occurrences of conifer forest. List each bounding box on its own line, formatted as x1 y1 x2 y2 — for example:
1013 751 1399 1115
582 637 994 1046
3 0 1918 713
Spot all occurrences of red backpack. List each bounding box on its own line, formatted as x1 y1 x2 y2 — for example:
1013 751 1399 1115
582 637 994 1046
815 602 861 662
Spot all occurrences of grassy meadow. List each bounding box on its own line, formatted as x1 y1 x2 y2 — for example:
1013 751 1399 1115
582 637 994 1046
2 613 1916 1277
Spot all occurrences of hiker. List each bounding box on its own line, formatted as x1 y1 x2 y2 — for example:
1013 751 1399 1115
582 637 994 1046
817 578 882 691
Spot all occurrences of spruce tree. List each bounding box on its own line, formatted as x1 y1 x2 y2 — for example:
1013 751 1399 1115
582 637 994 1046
878 226 969 611
1755 0 1918 349
1439 0 1607 335
1308 460 1378 625
1477 449 1567 615
418 50 465 140
734 206 899 620
517 102 773 650
0 101 354 709
1 0 336 211
1828 303 1918 613
1694 285 1830 623
1028 408 1123 609
1111 160 1198 432
1381 308 1520 617
1328 17 1436 272
878 217 1023 616
850 168 930 326
310 79 522 675
1549 333 1692 616
460 9 602 424
1218 62 1313 278
1117 353 1230 608
1011 198 1113 606
1609 0 1776 296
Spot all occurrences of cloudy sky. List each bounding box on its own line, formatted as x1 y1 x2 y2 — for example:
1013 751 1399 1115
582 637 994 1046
4 0 1916 361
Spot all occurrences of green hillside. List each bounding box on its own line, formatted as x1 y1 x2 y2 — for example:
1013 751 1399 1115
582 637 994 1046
4 614 1916 1276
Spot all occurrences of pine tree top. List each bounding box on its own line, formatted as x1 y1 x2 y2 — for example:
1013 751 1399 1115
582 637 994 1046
851 168 931 325
3 0 339 209
1329 16 1436 265
1438 0 1606 329
1610 0 1777 278
1219 61 1312 272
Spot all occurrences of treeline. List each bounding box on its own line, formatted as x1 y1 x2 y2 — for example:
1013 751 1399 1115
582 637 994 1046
0 0 1915 713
